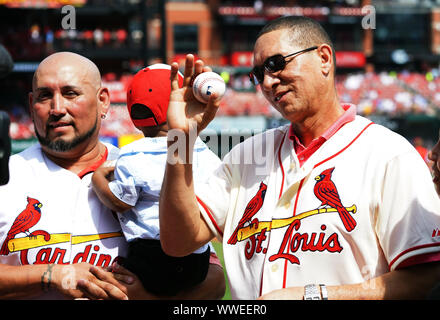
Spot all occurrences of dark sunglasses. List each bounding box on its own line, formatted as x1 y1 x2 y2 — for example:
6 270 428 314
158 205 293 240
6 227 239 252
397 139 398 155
249 46 318 85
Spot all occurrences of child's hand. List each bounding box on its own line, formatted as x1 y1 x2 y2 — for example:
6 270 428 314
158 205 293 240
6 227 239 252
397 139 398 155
95 165 115 182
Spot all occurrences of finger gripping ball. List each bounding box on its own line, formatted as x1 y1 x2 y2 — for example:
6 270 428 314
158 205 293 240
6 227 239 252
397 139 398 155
192 72 226 104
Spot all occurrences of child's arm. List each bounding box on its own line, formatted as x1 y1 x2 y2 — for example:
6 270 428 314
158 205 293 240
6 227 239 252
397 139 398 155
92 165 133 213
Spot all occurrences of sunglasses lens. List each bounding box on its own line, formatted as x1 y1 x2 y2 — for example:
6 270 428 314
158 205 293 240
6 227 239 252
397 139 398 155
249 54 286 85
265 55 285 73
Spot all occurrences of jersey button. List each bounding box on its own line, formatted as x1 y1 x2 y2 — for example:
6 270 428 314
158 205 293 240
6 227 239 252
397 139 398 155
289 162 296 171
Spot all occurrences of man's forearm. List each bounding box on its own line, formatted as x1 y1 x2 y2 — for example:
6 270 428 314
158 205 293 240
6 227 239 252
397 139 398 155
159 130 209 256
0 263 54 299
329 262 440 300
160 158 203 257
260 262 440 300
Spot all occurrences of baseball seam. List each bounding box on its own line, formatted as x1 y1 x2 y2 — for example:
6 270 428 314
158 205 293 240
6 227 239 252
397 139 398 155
195 77 224 97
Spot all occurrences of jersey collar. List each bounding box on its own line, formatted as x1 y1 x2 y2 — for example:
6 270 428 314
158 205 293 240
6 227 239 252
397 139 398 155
77 146 109 179
289 104 356 165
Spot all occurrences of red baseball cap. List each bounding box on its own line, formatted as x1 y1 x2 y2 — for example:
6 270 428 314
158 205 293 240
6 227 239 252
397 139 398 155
126 64 183 127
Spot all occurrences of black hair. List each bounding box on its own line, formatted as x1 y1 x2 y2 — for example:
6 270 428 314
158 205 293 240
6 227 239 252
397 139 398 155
257 16 336 67
130 103 155 120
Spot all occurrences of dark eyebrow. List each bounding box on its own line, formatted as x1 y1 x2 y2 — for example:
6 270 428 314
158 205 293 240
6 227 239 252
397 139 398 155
34 87 52 93
61 85 82 92
35 85 82 92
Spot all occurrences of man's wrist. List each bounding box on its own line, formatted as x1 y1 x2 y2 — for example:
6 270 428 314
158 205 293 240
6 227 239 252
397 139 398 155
304 284 328 300
167 128 197 165
41 264 55 293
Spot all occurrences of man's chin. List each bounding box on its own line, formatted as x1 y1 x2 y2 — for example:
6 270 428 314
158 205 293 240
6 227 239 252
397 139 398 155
39 137 78 153
37 131 95 153
35 117 98 153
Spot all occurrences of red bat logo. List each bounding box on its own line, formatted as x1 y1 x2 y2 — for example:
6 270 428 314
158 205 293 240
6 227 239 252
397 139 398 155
228 182 267 245
313 167 356 232
0 197 43 255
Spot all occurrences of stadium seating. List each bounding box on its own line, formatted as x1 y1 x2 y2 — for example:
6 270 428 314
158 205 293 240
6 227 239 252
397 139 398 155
4 70 440 140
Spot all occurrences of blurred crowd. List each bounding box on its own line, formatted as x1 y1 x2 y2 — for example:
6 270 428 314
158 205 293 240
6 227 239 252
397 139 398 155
3 69 440 141
336 70 440 117
0 24 139 61
2 67 436 172
219 68 440 117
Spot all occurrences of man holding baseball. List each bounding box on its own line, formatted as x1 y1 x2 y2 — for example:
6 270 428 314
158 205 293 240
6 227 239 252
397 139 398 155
160 16 440 300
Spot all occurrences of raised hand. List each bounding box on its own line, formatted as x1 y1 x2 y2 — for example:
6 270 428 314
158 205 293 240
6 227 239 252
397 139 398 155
167 54 221 136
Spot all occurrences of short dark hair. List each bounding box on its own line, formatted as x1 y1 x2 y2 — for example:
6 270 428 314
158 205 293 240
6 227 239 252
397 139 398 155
257 16 336 67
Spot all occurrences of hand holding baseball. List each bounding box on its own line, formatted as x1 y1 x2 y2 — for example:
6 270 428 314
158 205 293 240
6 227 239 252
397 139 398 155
168 54 222 136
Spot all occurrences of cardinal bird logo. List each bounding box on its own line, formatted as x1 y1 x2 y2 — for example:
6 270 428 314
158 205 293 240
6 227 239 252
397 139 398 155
0 197 43 255
314 167 356 232
228 182 267 245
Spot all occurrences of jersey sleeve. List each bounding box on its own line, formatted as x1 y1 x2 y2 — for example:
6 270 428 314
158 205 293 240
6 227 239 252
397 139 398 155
195 151 235 241
208 242 222 267
375 149 440 271
192 140 222 186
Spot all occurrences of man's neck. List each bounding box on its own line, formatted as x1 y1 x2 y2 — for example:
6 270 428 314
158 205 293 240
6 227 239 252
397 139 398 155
42 141 106 176
292 101 345 148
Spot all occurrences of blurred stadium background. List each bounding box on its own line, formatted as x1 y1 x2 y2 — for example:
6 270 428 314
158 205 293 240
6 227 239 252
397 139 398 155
1 0 439 299
0 0 438 163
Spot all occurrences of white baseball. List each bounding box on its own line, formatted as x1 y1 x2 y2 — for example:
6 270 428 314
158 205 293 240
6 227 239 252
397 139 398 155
192 72 226 104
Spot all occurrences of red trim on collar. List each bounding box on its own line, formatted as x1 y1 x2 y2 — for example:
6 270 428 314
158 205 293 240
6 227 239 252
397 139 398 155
289 104 356 166
77 147 109 179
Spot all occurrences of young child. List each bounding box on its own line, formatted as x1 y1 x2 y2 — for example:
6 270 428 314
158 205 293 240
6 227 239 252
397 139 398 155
92 64 221 296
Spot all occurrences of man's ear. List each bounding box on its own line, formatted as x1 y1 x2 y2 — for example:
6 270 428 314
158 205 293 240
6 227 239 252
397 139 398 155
97 87 110 117
318 44 333 76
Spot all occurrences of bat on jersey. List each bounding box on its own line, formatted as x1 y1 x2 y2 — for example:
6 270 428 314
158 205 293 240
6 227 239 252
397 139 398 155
229 167 357 243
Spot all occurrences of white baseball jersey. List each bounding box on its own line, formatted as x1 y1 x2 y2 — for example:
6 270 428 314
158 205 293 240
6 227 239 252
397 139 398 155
0 142 128 300
196 114 440 300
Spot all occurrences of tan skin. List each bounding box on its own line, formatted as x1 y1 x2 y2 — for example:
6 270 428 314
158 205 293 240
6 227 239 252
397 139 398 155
0 52 226 300
159 29 440 299
29 52 109 175
255 29 344 147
